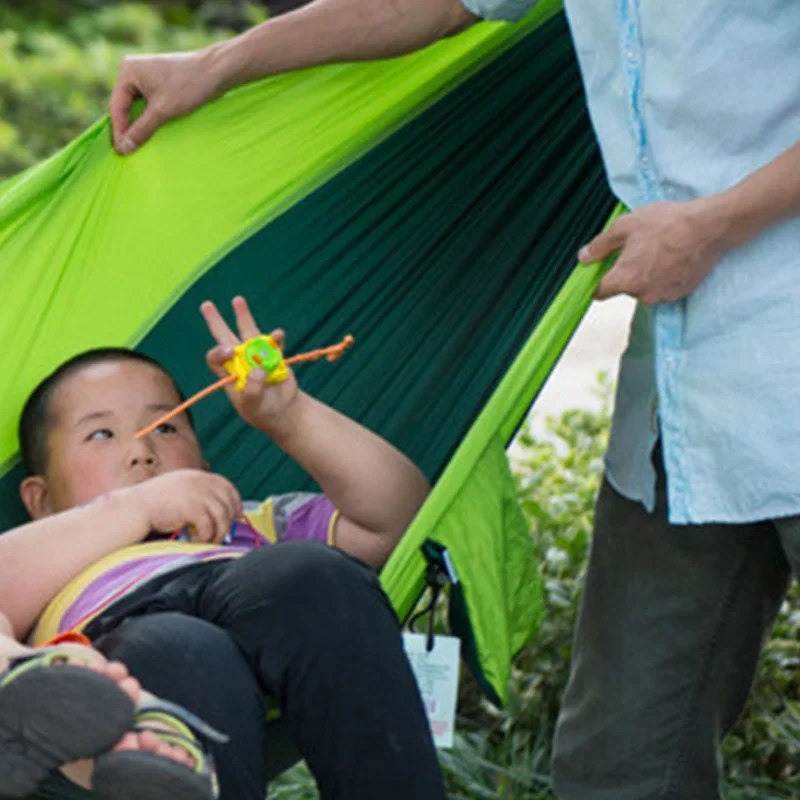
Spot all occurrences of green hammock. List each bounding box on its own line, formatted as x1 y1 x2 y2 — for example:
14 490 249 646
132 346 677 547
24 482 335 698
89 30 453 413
0 4 621 796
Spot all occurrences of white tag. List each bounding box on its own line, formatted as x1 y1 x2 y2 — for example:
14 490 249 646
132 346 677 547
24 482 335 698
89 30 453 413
402 633 460 748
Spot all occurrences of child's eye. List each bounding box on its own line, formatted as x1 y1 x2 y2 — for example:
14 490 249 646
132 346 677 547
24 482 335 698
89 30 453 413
87 428 113 441
154 422 177 435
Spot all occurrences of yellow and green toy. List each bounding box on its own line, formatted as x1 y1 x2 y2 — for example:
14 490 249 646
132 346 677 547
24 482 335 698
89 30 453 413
223 335 289 391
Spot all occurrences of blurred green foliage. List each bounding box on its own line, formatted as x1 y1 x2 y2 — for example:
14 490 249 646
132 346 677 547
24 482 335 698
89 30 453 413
0 3 268 180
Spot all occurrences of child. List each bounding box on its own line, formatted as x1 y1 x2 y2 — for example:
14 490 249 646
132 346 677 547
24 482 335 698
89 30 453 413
0 297 445 800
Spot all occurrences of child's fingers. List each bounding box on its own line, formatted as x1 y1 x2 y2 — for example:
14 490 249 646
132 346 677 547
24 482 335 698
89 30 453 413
232 296 262 342
242 368 266 395
269 329 286 351
201 300 240 347
189 509 216 544
212 480 242 524
237 367 266 415
206 345 234 378
205 496 233 543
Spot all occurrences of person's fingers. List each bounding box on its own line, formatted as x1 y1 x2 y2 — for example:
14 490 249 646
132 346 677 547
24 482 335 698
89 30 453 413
579 219 629 265
116 106 163 156
269 328 286 351
217 479 242 521
232 296 262 342
209 484 240 533
206 345 235 379
237 367 266 416
188 509 215 543
109 78 139 153
594 270 623 301
200 301 240 347
205 496 232 543
594 256 637 301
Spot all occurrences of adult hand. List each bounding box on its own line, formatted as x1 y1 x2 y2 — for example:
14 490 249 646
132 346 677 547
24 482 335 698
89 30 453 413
109 49 223 155
579 200 728 304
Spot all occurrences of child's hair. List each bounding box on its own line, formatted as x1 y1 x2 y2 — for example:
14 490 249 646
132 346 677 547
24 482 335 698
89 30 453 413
18 349 192 476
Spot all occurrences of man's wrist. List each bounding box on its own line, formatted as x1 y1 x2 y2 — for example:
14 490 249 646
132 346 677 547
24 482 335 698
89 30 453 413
691 191 754 254
201 36 252 96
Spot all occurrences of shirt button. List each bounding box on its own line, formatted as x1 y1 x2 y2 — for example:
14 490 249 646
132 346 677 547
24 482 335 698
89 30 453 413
665 354 676 370
625 48 639 64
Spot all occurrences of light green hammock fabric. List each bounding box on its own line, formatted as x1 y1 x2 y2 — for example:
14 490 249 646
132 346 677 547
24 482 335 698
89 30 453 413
0 6 622 794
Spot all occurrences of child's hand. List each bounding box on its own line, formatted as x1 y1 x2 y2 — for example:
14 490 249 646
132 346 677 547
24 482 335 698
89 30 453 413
129 470 242 543
201 296 300 434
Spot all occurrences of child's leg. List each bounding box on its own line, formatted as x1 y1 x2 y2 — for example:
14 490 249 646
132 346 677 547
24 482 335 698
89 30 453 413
92 611 269 800
0 610 38 661
194 543 447 800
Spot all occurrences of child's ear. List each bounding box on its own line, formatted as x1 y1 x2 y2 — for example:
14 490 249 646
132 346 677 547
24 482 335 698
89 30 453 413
19 476 53 519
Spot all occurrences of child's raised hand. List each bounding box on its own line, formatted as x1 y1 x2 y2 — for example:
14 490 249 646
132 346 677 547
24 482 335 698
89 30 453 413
130 469 242 543
201 296 299 434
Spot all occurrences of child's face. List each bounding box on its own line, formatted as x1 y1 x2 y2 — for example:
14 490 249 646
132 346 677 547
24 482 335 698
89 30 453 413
32 359 207 514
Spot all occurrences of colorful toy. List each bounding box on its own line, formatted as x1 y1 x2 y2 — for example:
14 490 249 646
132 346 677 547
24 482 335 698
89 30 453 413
224 334 289 391
135 333 354 439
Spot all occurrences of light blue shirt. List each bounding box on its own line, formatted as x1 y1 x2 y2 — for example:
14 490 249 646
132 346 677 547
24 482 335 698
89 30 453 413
464 0 800 524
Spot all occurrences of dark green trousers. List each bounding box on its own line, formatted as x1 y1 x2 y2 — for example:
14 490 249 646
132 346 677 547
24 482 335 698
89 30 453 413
552 449 797 799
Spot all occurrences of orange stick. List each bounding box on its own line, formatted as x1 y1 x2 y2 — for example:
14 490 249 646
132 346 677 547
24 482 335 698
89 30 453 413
134 335 354 440
285 335 354 365
135 374 236 439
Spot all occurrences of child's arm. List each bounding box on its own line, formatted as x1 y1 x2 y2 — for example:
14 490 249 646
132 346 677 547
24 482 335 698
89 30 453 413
267 391 429 567
0 470 240 639
203 297 429 568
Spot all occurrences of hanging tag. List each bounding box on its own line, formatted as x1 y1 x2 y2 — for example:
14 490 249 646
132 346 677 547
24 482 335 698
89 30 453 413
403 632 460 748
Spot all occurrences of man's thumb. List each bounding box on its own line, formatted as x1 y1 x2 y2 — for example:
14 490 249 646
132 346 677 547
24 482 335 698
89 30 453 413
117 108 161 155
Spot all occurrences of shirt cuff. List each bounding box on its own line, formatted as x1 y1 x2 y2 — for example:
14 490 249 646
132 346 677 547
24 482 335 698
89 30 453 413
461 0 539 23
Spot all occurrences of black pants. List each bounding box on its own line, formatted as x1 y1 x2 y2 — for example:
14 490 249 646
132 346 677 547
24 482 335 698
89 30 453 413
84 542 446 800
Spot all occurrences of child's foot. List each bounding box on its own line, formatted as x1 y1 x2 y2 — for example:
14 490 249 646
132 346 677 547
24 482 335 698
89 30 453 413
93 699 226 800
112 727 198 772
0 646 138 797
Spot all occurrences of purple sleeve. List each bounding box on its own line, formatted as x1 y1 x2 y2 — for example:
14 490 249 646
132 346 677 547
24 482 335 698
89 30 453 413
274 493 337 544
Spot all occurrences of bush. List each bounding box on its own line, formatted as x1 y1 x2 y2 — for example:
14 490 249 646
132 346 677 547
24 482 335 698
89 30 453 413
0 3 268 180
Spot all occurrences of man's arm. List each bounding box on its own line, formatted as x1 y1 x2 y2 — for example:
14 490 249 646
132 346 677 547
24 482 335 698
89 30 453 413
712 138 800 249
209 0 479 89
581 138 800 304
111 0 479 153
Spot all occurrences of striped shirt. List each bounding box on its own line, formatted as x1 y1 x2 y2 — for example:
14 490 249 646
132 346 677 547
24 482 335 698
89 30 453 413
32 493 337 645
